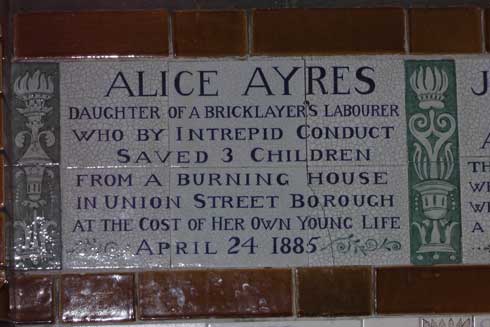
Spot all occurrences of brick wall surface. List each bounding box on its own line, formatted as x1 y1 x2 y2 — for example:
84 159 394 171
3 5 490 326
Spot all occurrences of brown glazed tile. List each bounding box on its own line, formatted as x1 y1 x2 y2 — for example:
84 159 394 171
0 96 3 149
0 45 3 92
174 11 247 57
0 271 7 320
253 8 404 55
377 266 490 314
0 214 4 267
9 274 54 323
410 8 482 53
139 270 209 319
0 155 3 208
485 10 490 52
14 11 169 57
206 269 292 317
139 269 292 319
61 273 134 322
297 267 373 317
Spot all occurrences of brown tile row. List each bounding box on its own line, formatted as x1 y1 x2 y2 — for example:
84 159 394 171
12 8 490 58
1 266 490 323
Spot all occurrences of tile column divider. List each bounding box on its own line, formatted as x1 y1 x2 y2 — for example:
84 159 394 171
481 8 486 53
168 10 174 58
247 9 253 57
404 8 410 54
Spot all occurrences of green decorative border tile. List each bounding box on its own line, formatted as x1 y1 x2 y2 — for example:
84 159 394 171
405 60 462 265
10 63 61 270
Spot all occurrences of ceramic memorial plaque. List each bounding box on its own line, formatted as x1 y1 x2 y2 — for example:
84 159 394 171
8 56 490 269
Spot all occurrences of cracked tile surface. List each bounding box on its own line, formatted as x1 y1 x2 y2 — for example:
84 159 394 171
10 57 490 269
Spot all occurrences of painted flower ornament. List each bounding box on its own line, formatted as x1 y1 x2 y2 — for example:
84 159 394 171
410 66 449 109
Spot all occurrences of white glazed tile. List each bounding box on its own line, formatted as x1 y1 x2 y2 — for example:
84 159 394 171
36 57 490 269
170 166 310 267
460 156 490 263
475 316 490 327
456 59 490 157
364 317 419 327
60 60 170 169
209 320 361 327
419 316 472 327
169 59 307 168
306 164 410 265
305 56 407 166
61 166 171 269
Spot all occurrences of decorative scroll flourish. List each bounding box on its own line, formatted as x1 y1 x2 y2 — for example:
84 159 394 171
473 244 490 253
320 234 402 256
66 238 134 264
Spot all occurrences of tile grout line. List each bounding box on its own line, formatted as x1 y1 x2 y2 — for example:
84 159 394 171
2 8 11 312
404 8 410 54
56 274 61 324
57 275 62 324
168 11 174 57
481 8 486 53
247 9 253 57
291 268 297 318
371 267 376 321
167 59 172 270
134 271 140 321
